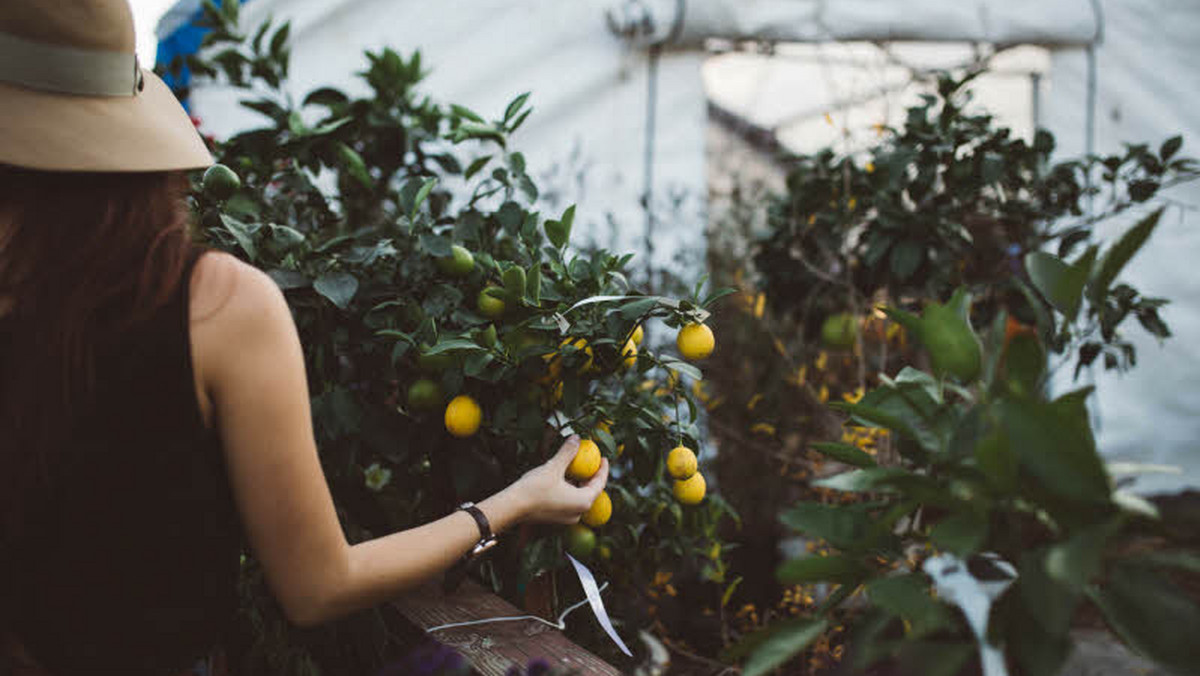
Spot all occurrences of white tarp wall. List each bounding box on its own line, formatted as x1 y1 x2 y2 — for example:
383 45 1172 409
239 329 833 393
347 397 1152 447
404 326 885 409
1040 0 1200 494
181 0 710 272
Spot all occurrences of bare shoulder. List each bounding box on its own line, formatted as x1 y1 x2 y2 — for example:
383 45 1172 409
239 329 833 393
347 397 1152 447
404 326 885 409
191 250 287 325
190 251 298 388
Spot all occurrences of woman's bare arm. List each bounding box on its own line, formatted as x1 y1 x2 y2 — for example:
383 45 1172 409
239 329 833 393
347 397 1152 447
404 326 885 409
190 253 607 626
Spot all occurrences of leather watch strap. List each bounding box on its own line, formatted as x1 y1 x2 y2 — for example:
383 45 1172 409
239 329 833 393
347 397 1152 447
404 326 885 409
443 502 498 594
459 502 493 542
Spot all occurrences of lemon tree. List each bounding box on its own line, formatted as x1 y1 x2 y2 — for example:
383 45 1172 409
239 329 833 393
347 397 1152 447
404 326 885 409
169 4 738 674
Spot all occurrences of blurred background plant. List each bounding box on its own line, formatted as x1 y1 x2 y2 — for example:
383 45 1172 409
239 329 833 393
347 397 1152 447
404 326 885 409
696 70 1198 673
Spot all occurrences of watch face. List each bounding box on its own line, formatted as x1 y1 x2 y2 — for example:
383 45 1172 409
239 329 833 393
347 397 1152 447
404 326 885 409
472 538 499 557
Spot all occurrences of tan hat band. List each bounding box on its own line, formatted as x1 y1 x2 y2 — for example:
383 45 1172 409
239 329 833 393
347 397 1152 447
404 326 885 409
0 30 142 97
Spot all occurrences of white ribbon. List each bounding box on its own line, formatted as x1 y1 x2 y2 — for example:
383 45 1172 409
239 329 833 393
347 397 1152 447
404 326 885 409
566 553 634 656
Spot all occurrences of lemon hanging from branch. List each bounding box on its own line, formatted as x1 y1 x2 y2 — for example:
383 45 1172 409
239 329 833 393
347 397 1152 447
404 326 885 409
444 395 482 438
676 322 715 361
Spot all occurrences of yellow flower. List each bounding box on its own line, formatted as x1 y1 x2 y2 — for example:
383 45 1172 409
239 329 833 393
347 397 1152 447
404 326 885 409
865 161 876 173
815 351 828 371
848 197 857 211
706 396 726 411
754 292 766 319
750 422 777 437
786 364 808 386
807 214 816 225
773 338 788 357
818 385 830 403
824 112 834 126
842 386 865 404
746 393 764 411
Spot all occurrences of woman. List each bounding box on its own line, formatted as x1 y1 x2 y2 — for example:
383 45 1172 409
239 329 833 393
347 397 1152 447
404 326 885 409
0 2 608 674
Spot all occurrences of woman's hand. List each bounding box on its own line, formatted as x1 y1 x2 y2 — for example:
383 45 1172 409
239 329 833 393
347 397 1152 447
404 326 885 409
509 435 609 525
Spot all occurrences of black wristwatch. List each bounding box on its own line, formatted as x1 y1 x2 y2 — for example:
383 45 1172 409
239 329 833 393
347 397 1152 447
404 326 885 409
458 501 498 557
443 502 497 593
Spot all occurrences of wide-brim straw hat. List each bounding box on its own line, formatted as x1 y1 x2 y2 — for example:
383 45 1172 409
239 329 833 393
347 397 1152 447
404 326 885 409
0 0 213 172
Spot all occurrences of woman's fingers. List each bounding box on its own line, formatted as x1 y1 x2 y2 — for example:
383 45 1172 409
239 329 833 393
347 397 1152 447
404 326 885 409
550 435 581 468
575 458 610 506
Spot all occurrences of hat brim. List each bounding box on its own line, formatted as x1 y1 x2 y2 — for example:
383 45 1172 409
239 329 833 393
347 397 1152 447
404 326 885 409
0 69 213 172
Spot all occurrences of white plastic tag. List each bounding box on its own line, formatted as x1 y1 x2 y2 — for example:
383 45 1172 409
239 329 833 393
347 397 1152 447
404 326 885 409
565 553 633 657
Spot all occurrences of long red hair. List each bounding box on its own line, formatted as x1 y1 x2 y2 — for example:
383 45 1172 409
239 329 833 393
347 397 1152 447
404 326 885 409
0 165 197 535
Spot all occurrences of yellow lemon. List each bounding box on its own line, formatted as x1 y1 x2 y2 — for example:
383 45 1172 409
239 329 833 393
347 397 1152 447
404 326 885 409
620 339 638 369
616 443 625 458
674 472 707 505
631 324 645 345
595 418 612 436
566 439 602 481
677 323 715 360
667 446 698 480
560 337 594 372
444 395 482 437
581 490 612 527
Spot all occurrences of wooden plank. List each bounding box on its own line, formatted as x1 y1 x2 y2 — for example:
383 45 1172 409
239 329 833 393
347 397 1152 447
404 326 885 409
391 580 624 676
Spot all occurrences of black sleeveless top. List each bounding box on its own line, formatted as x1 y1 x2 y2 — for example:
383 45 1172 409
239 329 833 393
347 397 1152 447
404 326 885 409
1 251 243 675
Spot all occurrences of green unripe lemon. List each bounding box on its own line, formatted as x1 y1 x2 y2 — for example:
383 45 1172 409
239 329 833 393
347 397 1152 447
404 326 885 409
820 312 858 349
477 287 506 319
565 524 597 560
406 379 443 411
202 164 241 201
436 245 475 278
923 305 982 383
416 346 455 373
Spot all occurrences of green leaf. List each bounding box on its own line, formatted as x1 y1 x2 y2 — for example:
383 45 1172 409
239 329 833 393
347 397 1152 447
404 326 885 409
812 467 908 493
1044 519 1122 590
662 359 702 381
1134 550 1200 575
502 265 527 301
464 155 493 180
504 92 531 122
335 142 371 188
889 240 923 281
424 339 486 355
313 272 358 309
219 214 258 260
777 554 866 584
894 641 976 676
975 431 1017 493
411 177 438 218
269 21 291 59
1089 207 1164 304
779 503 871 549
450 104 484 123
999 392 1110 504
867 573 953 637
1160 135 1183 161
809 442 877 468
742 618 829 676
1089 562 1200 673
828 402 922 447
1025 251 1087 322
930 512 988 557
527 264 541 305
544 219 568 249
